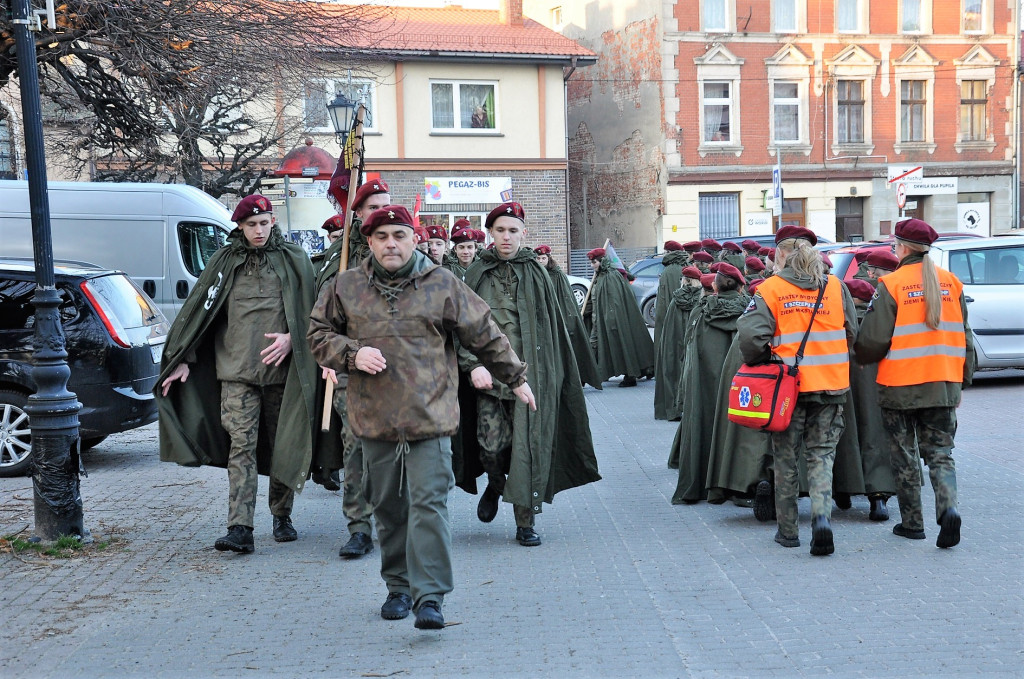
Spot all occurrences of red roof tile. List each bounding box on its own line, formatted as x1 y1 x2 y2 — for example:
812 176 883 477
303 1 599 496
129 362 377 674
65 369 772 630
318 5 596 61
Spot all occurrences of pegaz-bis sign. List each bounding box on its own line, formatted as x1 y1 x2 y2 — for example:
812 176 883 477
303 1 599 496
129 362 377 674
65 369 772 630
423 177 513 204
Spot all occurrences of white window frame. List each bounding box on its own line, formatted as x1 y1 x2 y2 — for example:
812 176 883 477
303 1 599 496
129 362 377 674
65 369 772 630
893 46 937 155
702 0 735 32
772 0 806 33
954 46 998 152
899 0 932 35
766 45 812 156
701 81 735 145
770 80 807 146
303 78 378 135
836 0 868 33
826 45 878 156
429 79 500 134
695 46 744 157
962 0 991 35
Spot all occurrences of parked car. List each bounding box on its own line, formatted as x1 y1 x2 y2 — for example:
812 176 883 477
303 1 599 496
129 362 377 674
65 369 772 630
0 258 169 477
628 256 663 326
820 232 985 283
566 274 591 308
927 236 1024 369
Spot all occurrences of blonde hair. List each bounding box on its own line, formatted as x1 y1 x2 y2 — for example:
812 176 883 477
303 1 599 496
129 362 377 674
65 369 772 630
897 238 941 329
775 238 827 288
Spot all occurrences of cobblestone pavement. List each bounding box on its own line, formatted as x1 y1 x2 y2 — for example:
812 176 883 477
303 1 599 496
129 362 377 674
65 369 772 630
2 370 1022 679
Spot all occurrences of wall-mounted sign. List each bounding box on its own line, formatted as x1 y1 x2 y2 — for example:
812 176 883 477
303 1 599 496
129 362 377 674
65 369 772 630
957 202 990 236
424 177 513 204
744 211 774 235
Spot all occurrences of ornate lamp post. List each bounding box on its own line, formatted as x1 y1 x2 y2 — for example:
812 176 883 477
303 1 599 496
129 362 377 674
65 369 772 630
326 91 357 146
11 0 84 541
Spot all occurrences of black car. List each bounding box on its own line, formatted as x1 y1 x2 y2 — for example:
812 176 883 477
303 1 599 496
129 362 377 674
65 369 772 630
0 259 168 476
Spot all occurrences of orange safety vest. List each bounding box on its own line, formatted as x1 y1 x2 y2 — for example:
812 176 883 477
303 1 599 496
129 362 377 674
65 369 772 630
757 275 850 393
876 262 966 387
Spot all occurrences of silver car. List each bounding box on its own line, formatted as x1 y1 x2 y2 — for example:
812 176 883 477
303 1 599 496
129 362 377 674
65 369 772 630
928 235 1024 369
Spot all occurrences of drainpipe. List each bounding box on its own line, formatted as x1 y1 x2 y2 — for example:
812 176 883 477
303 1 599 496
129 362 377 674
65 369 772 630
564 57 577 258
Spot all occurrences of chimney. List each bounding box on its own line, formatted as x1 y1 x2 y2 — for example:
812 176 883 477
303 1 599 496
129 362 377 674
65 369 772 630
499 0 524 26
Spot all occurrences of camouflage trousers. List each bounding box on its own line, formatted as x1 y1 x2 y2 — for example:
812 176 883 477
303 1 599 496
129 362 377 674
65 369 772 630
221 381 294 529
771 401 845 539
476 394 534 528
881 407 958 531
332 386 373 536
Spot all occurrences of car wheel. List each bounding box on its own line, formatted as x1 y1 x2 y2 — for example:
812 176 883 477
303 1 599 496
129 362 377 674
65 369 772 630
0 389 33 478
571 284 587 309
81 436 108 451
641 296 657 327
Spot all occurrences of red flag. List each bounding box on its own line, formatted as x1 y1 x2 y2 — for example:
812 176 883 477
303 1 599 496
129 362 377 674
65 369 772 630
327 132 358 214
413 194 422 229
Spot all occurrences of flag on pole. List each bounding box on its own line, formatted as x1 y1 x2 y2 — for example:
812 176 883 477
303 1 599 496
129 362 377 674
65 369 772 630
605 242 627 272
413 194 422 228
327 129 360 214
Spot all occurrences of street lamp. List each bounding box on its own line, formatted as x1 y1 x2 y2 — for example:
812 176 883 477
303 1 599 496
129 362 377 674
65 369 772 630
326 91 356 146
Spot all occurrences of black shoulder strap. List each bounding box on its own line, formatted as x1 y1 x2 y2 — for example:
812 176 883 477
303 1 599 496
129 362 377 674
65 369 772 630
793 281 828 368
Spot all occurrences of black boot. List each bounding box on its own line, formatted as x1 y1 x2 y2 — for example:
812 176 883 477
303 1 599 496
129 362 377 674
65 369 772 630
477 483 500 523
619 376 638 388
516 527 541 546
809 516 834 556
273 515 297 543
753 480 775 522
215 525 254 553
833 493 852 510
868 495 889 522
339 531 373 558
936 508 961 548
414 601 445 630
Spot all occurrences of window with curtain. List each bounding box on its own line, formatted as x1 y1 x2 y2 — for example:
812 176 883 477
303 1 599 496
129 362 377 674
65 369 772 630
773 82 800 142
960 80 987 141
902 0 922 31
837 80 864 143
431 81 496 131
702 82 731 143
900 80 926 142
963 0 983 32
698 193 740 239
703 0 727 30
837 0 860 31
774 0 797 31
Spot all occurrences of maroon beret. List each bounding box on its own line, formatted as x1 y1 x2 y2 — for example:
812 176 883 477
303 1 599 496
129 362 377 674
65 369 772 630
701 238 723 251
664 240 684 252
845 279 877 302
747 278 765 295
894 218 938 246
764 247 776 259
471 229 487 244
425 225 448 241
854 249 872 263
691 251 714 263
775 225 817 246
451 227 474 244
742 239 761 252
709 262 723 273
723 241 743 252
453 218 472 229
352 179 390 211
821 253 833 269
699 273 716 290
866 249 900 271
716 262 746 286
587 247 606 260
745 256 765 272
682 241 703 252
321 214 345 233
534 244 552 255
360 205 414 236
231 194 273 222
682 265 702 280
757 247 772 257
485 201 526 230
414 225 429 244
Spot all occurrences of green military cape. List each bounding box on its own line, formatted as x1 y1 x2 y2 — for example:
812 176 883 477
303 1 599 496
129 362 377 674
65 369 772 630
456 247 600 510
666 292 704 469
850 306 896 495
586 258 655 382
670 289 749 503
653 252 688 420
544 259 602 389
155 226 323 492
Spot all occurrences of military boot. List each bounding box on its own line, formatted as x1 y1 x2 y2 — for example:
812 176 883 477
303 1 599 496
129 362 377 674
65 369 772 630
414 601 445 630
339 531 373 558
273 515 298 543
215 525 254 554
936 508 961 549
753 479 776 522
868 494 889 522
809 515 834 556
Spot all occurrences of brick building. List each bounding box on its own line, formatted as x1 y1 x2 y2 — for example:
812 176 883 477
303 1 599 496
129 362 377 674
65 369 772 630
528 0 1022 249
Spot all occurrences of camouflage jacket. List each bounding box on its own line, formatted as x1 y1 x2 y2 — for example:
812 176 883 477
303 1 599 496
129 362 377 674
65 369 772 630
307 250 527 442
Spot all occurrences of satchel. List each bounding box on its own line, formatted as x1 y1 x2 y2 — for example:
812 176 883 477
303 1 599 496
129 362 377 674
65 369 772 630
728 284 826 432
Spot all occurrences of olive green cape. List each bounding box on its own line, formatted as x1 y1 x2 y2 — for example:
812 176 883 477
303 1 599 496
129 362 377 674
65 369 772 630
670 289 749 503
850 307 895 495
653 251 688 420
155 227 324 493
455 247 600 510
544 260 602 389
586 258 655 382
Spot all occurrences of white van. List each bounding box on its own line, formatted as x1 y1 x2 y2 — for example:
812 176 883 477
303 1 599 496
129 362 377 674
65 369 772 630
0 181 233 321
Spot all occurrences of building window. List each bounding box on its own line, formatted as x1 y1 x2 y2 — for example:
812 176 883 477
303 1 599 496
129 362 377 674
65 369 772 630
772 82 800 143
304 79 377 133
551 6 562 25
431 81 497 132
836 80 864 144
702 82 732 143
702 0 732 31
900 80 926 143
963 0 985 33
780 198 806 227
698 193 740 240
959 80 987 142
901 0 922 32
0 115 15 180
774 0 797 32
836 0 864 32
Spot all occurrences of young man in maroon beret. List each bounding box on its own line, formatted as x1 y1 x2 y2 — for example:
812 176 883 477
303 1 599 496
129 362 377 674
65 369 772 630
447 226 478 279
308 205 536 630
654 239 691 419
424 224 449 266
157 194 319 553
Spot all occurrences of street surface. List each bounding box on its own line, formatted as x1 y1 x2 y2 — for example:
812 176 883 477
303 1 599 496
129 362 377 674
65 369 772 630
2 370 1022 679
